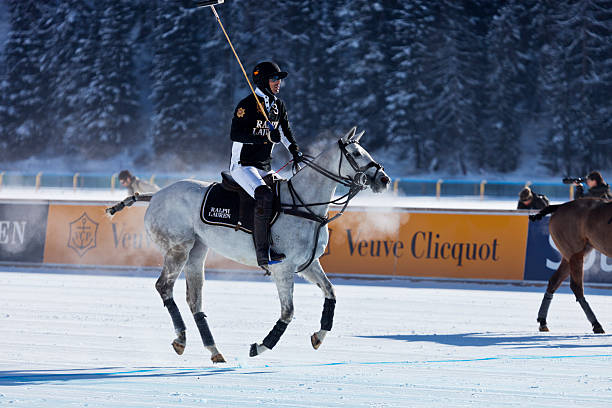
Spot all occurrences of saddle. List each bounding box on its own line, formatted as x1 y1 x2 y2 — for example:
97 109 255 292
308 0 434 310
200 171 281 233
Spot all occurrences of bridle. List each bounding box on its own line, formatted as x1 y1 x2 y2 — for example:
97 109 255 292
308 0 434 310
280 139 385 272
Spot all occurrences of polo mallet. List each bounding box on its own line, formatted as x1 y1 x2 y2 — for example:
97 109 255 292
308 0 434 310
196 0 274 141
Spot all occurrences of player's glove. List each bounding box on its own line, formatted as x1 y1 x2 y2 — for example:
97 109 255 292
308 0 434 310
289 143 304 163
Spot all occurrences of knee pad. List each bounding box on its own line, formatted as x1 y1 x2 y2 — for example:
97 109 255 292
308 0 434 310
254 185 273 201
254 185 273 214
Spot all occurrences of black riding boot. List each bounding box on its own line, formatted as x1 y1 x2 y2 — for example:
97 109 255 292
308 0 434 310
254 185 285 267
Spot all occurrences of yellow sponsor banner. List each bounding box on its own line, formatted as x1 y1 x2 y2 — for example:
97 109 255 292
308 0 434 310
42 203 259 271
320 210 528 280
44 204 162 266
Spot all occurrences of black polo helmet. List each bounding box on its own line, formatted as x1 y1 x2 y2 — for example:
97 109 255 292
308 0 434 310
252 61 288 91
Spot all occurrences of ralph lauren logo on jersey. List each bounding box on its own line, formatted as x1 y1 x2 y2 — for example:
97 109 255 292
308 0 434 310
253 120 279 138
67 212 98 257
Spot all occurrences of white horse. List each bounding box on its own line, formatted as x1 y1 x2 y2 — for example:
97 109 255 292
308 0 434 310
109 127 390 362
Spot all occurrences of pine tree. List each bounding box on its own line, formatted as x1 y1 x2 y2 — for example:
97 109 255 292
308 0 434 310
417 1 484 174
150 0 208 168
386 1 438 171
485 2 524 172
0 0 54 160
330 0 392 150
539 0 612 174
76 0 141 159
47 0 99 157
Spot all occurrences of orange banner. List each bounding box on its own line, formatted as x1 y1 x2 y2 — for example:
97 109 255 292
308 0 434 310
320 210 528 280
43 204 162 266
42 203 528 280
42 203 258 271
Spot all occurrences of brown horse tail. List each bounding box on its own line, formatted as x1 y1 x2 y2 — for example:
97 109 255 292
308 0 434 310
105 193 154 217
529 204 561 222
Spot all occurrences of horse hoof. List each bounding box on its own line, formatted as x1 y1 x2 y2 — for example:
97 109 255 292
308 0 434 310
211 353 226 363
172 339 186 355
311 333 322 349
593 323 605 334
539 325 549 332
249 343 258 357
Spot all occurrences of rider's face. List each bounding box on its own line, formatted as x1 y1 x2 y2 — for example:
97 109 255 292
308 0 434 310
268 77 281 94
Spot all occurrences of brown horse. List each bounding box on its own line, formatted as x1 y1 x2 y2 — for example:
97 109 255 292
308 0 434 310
529 198 610 334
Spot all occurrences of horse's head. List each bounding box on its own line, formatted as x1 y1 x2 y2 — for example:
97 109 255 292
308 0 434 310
338 127 390 193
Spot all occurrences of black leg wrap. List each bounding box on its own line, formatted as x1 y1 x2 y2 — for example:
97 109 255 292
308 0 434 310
321 298 336 331
577 297 599 326
262 320 288 350
194 312 215 347
163 298 186 333
537 291 553 323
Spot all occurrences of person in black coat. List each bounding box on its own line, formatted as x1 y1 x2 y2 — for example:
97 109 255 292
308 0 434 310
575 171 612 200
228 61 303 268
517 187 549 209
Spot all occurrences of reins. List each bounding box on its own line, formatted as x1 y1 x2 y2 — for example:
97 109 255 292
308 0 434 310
279 140 382 272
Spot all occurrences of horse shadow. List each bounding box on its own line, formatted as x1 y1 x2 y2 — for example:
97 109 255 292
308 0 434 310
357 332 612 349
0 366 271 386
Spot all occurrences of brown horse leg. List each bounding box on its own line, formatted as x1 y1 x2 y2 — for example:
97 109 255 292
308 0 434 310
537 259 570 331
568 253 605 334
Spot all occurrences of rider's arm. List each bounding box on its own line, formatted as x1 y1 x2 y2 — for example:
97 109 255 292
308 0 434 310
277 101 297 150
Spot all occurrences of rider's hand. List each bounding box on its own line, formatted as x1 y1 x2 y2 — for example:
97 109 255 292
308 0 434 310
289 144 303 163
267 121 281 143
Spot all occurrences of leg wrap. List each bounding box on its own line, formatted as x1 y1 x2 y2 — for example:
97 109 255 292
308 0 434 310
262 320 288 350
577 297 599 325
321 298 336 331
163 298 186 333
194 312 215 347
537 291 553 323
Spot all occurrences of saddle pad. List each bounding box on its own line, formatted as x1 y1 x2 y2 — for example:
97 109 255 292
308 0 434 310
200 182 280 234
200 183 252 232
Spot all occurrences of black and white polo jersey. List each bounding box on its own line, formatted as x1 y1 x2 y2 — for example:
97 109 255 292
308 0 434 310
230 88 297 171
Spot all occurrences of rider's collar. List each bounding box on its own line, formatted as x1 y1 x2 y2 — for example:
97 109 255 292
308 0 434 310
255 87 276 102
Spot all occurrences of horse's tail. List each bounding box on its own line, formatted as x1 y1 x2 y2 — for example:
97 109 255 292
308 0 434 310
529 204 561 222
105 193 154 217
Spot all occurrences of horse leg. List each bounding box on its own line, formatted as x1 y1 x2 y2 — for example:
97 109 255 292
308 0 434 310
250 269 294 357
568 253 605 334
155 242 193 355
184 240 226 363
537 258 570 332
299 260 336 349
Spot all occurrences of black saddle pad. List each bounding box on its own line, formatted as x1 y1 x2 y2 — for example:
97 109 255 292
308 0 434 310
200 183 279 233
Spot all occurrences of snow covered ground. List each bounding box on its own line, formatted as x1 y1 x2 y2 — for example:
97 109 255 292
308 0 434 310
0 270 611 407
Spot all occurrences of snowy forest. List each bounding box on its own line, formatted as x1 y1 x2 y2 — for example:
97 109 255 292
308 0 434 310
1 0 611 176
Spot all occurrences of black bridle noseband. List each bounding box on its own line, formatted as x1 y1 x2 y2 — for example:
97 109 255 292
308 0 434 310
280 139 385 272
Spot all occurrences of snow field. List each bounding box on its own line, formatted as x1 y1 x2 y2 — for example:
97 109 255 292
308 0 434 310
0 271 611 407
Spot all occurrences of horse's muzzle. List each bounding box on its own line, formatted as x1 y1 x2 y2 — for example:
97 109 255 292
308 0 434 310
371 173 390 193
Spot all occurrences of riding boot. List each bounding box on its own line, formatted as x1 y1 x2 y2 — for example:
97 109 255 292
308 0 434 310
254 186 285 267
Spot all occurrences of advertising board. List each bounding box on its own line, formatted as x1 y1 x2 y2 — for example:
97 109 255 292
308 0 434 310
0 202 49 263
321 209 528 280
43 204 162 266
523 217 612 283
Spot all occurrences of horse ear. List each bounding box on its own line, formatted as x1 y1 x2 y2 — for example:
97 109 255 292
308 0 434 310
353 130 365 142
342 127 357 143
